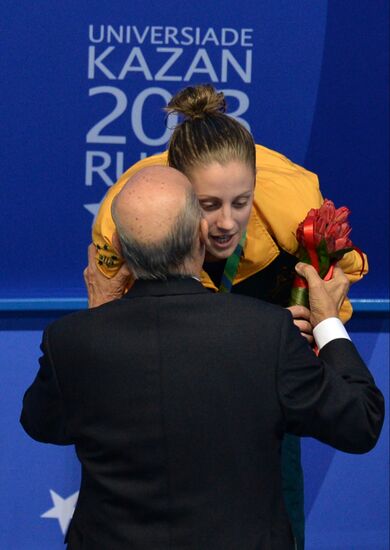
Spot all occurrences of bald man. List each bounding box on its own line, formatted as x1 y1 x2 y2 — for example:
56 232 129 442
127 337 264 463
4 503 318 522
21 167 383 550
84 166 205 307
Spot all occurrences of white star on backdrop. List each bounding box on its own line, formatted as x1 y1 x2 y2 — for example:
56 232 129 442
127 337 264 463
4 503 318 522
41 489 79 534
84 202 101 223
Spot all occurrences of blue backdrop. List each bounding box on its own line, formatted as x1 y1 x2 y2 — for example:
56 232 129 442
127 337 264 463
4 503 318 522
1 1 388 548
1 0 388 300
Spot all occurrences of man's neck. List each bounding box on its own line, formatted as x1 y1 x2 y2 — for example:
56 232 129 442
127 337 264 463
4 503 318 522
173 267 201 280
174 257 202 280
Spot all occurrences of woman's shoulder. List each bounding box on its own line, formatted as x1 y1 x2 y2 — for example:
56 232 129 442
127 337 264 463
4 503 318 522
253 144 322 209
254 143 318 183
251 144 324 254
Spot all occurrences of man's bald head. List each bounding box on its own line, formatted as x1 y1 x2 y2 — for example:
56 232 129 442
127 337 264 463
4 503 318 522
111 166 203 280
112 166 192 247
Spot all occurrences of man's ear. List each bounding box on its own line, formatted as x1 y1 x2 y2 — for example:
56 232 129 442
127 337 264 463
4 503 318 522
199 218 209 248
111 231 123 256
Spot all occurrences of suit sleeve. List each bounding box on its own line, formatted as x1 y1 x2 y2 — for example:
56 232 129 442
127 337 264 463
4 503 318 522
277 313 384 453
20 328 72 445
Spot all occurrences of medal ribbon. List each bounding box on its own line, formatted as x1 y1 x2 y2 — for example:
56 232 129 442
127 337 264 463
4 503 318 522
219 232 247 293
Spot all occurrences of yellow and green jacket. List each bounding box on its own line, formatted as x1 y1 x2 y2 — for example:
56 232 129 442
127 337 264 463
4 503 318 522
93 144 367 322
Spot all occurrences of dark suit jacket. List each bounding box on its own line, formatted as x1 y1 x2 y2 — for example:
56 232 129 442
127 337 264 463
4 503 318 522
20 278 384 550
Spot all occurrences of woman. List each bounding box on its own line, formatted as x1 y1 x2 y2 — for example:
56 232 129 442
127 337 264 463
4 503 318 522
90 84 367 549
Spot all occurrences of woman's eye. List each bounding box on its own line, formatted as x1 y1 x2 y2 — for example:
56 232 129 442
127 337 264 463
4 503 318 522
233 201 248 208
200 202 219 211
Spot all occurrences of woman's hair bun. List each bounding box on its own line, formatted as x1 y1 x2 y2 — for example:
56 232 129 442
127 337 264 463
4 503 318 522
165 84 226 120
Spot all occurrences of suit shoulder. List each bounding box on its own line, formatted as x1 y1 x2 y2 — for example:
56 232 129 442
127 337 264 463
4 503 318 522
46 300 122 335
213 292 289 319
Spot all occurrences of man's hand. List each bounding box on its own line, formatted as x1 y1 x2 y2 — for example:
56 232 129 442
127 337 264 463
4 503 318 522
83 244 132 308
294 262 350 327
286 305 314 344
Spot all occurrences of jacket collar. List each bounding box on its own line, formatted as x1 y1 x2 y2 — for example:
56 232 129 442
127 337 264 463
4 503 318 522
122 277 210 299
200 208 280 291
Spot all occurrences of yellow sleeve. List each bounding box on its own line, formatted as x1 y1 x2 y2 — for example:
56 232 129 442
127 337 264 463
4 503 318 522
253 144 324 254
91 143 368 323
253 144 368 323
92 152 168 277
338 249 368 323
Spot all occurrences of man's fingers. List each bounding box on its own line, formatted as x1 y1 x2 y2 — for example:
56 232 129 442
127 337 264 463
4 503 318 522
117 262 131 279
331 266 350 286
295 262 321 285
291 317 314 344
296 262 347 295
300 333 314 344
292 318 313 335
286 305 311 320
325 267 350 294
331 266 344 278
87 243 96 264
324 267 350 311
83 267 89 285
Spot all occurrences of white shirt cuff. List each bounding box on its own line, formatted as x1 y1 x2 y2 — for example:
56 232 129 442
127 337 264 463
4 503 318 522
313 317 351 350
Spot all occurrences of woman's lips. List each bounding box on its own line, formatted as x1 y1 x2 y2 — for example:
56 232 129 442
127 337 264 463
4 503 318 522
210 234 237 249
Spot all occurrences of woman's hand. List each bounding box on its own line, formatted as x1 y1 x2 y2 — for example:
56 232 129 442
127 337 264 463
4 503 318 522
83 244 132 308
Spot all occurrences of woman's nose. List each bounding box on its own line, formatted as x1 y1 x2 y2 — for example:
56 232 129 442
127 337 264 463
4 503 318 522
216 208 235 231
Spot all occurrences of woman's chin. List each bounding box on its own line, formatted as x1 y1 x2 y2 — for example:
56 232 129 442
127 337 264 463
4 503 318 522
205 245 236 262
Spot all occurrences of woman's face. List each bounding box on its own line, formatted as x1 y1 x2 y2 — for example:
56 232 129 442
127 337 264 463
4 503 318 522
189 161 255 261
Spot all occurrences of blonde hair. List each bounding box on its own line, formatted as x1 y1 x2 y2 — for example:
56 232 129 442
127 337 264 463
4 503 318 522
166 84 256 176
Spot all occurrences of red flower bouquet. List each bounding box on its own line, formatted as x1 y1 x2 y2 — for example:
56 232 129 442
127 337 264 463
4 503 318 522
289 199 357 307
